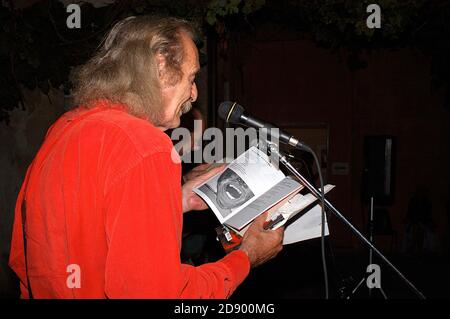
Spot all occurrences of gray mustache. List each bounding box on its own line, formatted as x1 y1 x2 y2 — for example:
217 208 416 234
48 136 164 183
182 101 193 114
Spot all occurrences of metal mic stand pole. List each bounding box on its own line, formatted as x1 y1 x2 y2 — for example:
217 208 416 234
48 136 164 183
347 196 388 299
267 143 425 299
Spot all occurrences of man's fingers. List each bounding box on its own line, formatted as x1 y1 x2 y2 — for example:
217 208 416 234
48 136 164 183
199 165 224 180
187 165 225 188
192 163 225 173
273 226 285 242
206 163 226 173
195 165 225 182
191 163 212 172
273 225 284 235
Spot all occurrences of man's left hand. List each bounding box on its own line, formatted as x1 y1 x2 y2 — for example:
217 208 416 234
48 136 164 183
182 163 225 213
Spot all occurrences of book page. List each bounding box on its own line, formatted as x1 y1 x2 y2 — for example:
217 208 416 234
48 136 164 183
193 146 285 224
225 177 302 230
234 184 335 237
271 184 335 229
283 204 330 245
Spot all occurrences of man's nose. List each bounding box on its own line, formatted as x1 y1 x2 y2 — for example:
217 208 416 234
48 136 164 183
191 82 198 102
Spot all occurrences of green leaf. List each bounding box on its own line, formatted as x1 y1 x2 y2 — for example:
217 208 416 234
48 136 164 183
206 11 217 25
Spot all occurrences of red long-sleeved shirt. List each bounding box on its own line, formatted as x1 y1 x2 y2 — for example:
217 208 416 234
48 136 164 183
9 100 250 298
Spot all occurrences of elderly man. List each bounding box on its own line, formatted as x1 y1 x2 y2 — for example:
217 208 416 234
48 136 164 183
9 15 283 298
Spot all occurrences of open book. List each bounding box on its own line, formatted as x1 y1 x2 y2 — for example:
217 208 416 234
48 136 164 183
193 146 334 252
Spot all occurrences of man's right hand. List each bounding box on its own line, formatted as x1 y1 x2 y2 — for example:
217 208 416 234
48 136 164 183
238 212 284 268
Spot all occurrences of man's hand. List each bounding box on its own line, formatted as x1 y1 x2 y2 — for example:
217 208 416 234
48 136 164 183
239 212 284 268
182 163 225 213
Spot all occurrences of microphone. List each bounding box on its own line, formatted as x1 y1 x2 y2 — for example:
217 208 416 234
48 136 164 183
218 101 306 149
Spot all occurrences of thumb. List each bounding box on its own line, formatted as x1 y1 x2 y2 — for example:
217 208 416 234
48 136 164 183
253 211 270 229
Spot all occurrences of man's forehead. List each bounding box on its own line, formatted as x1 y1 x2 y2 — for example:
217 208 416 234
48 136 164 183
188 48 200 75
180 32 200 73
191 61 200 74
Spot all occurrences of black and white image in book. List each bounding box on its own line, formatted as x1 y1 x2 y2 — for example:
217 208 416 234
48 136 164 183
194 146 303 230
195 168 255 219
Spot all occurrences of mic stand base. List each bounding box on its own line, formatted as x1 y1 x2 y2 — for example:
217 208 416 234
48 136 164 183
346 196 388 299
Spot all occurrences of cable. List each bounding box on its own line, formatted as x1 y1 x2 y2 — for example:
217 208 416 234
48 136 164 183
302 144 329 299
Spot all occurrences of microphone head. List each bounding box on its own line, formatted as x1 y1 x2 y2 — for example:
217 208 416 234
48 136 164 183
218 101 244 124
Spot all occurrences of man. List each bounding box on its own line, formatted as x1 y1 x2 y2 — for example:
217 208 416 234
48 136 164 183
9 15 283 298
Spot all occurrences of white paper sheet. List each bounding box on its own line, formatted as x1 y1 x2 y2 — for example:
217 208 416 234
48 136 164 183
283 204 329 245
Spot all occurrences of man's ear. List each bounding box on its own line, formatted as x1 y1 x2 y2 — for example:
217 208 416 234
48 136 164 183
155 53 167 81
155 52 180 88
155 53 175 88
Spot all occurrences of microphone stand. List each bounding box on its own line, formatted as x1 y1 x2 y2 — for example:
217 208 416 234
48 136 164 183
347 197 388 299
267 143 426 299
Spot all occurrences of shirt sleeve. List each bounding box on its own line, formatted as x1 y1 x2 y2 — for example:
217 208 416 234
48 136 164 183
103 151 250 298
8 165 32 299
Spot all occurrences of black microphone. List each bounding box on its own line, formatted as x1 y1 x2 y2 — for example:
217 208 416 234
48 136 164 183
218 101 306 149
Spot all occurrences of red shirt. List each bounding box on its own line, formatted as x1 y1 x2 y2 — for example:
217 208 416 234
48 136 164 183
9 100 250 298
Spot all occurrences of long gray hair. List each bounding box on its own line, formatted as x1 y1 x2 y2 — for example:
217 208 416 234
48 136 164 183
71 15 196 123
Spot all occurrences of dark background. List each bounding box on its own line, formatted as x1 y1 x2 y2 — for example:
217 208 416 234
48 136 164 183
1 0 450 299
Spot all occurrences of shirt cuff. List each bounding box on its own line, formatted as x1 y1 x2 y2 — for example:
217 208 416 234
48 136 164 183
220 249 251 287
